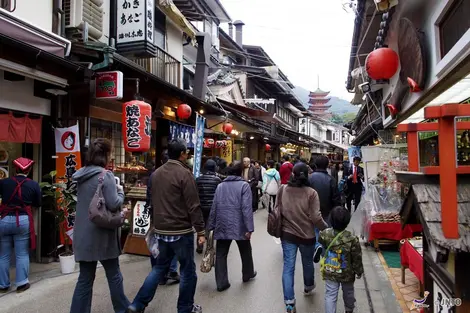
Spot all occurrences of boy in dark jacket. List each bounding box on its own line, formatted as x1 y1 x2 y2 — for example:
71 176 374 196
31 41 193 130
319 206 364 313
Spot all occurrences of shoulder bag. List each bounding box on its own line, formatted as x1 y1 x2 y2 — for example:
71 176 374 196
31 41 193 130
267 185 285 238
89 170 124 229
320 230 345 275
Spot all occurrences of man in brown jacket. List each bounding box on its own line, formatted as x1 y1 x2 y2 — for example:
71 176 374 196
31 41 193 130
128 139 205 313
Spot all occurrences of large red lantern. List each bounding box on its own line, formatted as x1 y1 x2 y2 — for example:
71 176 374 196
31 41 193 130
122 100 152 152
365 48 399 80
222 122 233 134
177 104 192 120
265 144 271 151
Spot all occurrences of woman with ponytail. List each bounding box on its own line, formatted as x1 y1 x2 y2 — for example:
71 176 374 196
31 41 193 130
275 162 328 313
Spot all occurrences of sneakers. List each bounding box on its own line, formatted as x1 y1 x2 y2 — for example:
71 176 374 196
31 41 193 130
192 304 203 313
126 308 145 313
0 287 9 294
285 304 296 313
313 245 323 263
242 271 257 282
16 283 30 293
303 282 316 296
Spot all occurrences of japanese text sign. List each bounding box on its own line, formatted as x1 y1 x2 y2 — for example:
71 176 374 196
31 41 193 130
117 0 154 45
95 71 123 100
132 201 151 235
122 100 152 152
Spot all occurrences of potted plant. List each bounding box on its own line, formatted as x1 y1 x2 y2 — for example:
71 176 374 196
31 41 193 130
40 170 77 274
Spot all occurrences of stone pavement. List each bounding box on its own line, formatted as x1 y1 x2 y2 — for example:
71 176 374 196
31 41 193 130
0 209 402 313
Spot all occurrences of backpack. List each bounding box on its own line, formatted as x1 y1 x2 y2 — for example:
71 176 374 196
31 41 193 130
88 170 124 229
267 185 285 238
320 230 345 275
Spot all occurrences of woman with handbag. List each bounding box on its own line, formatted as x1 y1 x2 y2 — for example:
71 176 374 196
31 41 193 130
207 161 257 292
276 162 328 313
70 138 130 313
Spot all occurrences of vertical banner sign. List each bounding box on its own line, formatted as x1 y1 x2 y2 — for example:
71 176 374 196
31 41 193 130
347 146 362 160
193 113 206 177
221 139 233 165
117 0 154 44
168 121 195 148
55 124 82 242
132 200 150 236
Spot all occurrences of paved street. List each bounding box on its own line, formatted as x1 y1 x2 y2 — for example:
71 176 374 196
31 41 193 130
0 209 380 313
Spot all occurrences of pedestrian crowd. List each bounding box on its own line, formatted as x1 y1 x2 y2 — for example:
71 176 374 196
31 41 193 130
0 137 366 313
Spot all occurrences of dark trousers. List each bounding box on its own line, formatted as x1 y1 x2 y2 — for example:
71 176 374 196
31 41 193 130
70 258 130 313
347 186 362 212
268 194 277 213
215 239 255 289
251 188 258 211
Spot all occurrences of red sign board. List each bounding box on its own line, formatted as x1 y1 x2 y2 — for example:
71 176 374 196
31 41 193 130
95 71 123 100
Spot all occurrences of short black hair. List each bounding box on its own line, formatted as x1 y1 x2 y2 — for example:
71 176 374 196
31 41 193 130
227 160 243 176
267 160 275 168
168 139 187 160
86 138 112 168
353 156 362 162
283 155 290 161
330 206 351 231
314 155 329 170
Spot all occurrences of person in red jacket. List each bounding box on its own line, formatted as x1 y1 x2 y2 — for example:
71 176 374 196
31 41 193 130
279 155 294 184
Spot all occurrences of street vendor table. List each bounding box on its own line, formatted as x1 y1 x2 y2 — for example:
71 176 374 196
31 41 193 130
400 239 424 294
367 222 423 250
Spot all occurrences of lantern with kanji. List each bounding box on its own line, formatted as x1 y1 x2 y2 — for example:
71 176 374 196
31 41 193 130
122 100 152 152
265 144 271 151
222 122 233 134
177 104 192 120
365 48 399 80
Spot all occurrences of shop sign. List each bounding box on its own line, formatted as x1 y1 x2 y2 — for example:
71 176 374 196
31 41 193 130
193 113 205 178
168 121 195 148
122 100 152 152
95 71 123 100
419 131 438 141
117 0 154 45
54 124 82 243
132 200 151 235
221 139 232 164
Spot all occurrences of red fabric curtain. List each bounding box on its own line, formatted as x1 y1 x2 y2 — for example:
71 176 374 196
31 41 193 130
0 113 10 142
25 115 43 144
9 113 26 143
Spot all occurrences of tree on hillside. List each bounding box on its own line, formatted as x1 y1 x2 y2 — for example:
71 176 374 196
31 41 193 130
330 113 344 124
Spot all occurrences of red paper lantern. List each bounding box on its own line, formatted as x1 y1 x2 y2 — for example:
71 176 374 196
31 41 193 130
222 123 233 134
122 100 152 152
365 48 399 80
265 144 271 151
177 104 192 120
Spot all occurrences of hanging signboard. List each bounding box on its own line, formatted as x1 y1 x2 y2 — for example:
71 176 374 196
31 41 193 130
122 100 152 152
168 121 196 148
54 124 82 242
193 113 205 177
95 71 123 100
132 200 151 236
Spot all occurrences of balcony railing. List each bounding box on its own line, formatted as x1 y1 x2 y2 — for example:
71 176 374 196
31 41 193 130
132 46 181 88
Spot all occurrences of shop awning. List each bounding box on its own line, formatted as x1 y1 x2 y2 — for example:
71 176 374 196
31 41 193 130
323 140 349 151
0 33 92 86
158 0 197 39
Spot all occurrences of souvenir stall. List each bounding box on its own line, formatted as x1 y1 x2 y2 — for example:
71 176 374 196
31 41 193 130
396 104 470 312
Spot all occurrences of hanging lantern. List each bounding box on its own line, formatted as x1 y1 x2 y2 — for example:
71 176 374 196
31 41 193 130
122 100 152 152
215 140 223 148
177 104 192 120
365 48 399 80
222 140 227 147
207 138 214 148
222 122 233 134
265 144 271 151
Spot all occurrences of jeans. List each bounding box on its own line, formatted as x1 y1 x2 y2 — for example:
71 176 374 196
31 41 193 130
0 215 30 288
325 280 356 313
151 255 178 273
70 258 130 313
281 240 315 305
215 239 255 289
130 234 197 313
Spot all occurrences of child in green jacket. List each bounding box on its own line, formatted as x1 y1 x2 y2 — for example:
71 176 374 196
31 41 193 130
319 206 364 313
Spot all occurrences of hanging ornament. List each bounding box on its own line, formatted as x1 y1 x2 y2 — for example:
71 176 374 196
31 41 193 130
265 144 271 151
365 48 399 80
122 100 152 152
177 104 192 120
386 104 399 117
407 77 421 92
222 122 233 134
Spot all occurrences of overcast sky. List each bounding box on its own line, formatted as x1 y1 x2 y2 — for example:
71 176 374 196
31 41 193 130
220 0 356 101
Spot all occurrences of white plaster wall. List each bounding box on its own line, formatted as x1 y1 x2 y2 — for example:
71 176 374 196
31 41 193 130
0 71 51 115
166 20 183 87
100 0 111 44
9 0 53 32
